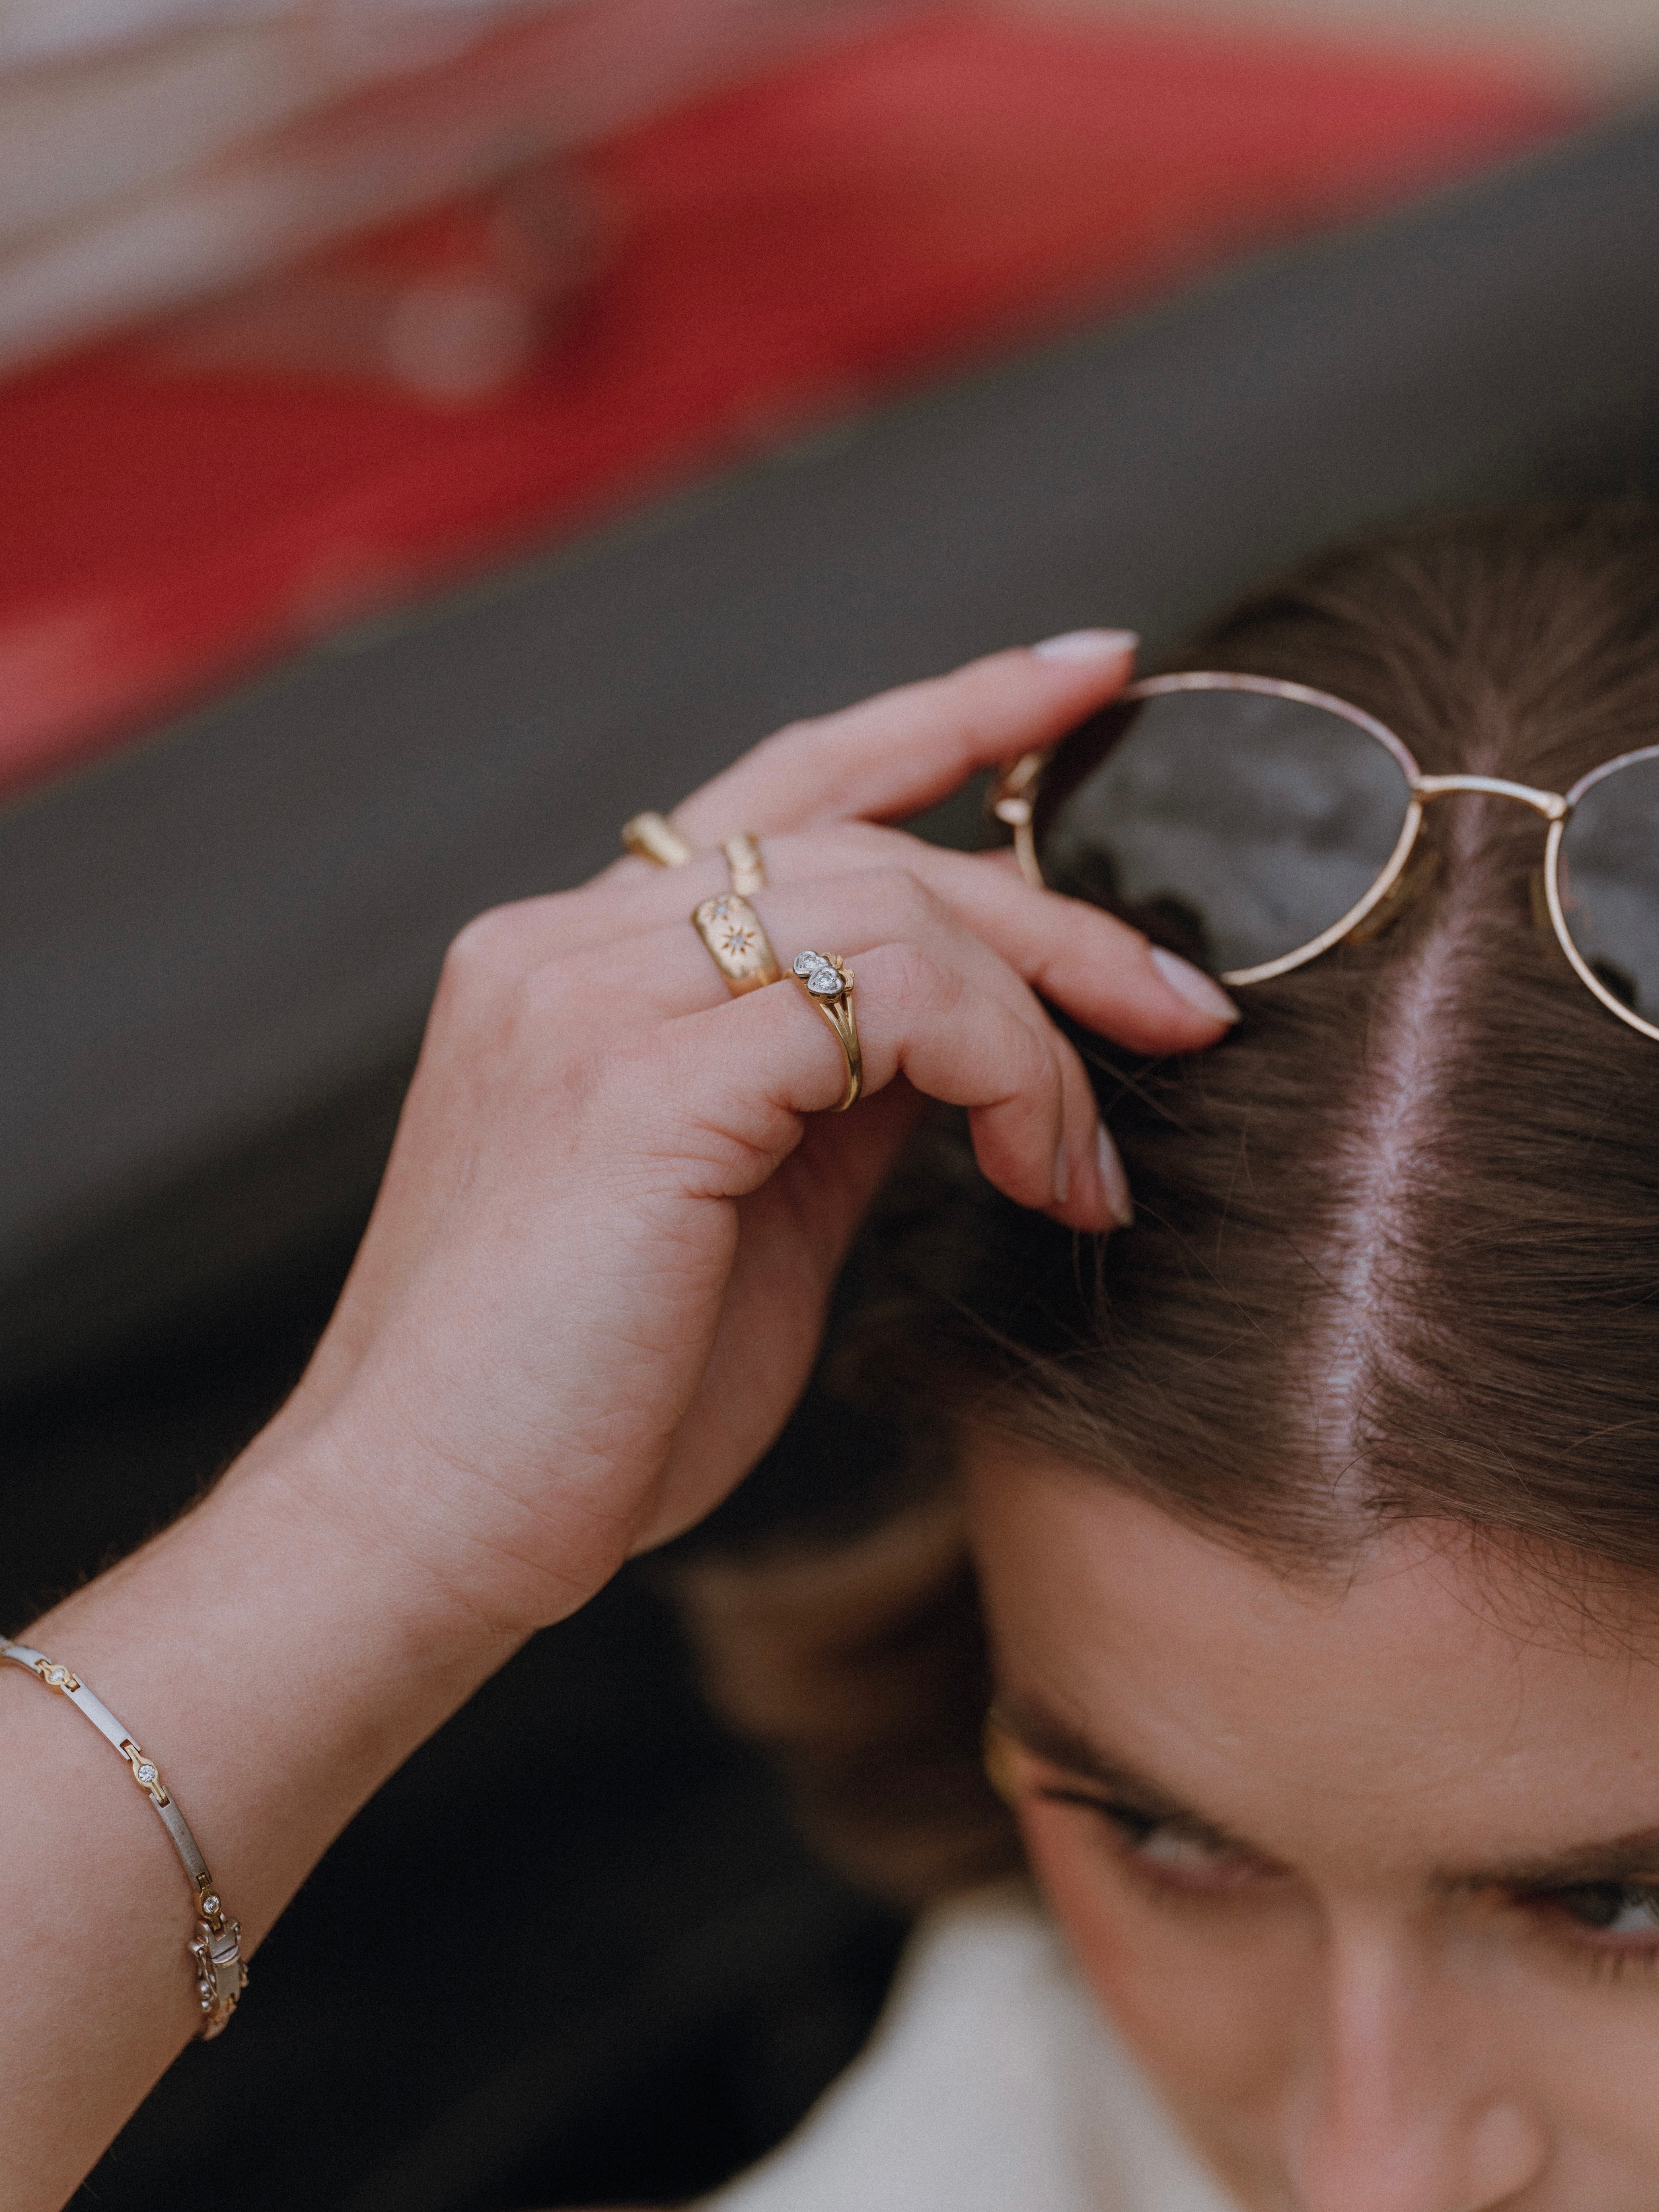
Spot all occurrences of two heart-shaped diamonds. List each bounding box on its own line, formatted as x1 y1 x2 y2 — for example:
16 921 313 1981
793 950 848 999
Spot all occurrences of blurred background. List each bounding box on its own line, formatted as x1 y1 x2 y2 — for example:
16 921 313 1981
4 3 1657 2206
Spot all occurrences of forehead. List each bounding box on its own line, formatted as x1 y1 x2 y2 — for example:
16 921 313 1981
966 1443 1659 1874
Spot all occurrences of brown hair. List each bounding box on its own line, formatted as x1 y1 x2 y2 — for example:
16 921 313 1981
672 502 1659 1903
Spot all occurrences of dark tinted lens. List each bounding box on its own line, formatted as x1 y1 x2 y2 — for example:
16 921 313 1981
1032 685 1413 976
1556 755 1659 1027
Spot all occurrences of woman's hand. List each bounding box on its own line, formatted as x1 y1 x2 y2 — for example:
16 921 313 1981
263 635 1236 1636
1 636 1240 2209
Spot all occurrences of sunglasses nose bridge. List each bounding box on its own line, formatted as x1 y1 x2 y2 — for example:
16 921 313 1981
1413 773 1568 821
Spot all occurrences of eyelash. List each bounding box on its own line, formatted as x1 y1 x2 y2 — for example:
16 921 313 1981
1522 1884 1659 1981
1038 1786 1281 1893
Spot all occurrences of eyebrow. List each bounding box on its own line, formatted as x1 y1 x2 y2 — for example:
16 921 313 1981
994 1694 1659 1893
1460 1829 1659 1894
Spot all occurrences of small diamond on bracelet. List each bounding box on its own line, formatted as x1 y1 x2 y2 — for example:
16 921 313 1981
42 1665 68 1687
135 1761 159 1786
201 1895 221 1917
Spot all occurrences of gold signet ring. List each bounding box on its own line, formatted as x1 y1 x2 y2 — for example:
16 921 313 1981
791 950 861 1112
722 832 767 894
622 811 694 868
693 894 782 995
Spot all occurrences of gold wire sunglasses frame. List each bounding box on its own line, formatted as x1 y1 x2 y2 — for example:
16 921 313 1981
990 670 1659 1044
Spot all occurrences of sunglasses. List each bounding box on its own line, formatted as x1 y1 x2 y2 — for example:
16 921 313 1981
990 672 1659 1043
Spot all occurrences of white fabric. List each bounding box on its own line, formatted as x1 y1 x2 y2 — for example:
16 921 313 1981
699 1884 1241 2212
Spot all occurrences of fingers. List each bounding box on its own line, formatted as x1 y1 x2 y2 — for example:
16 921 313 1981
668 631 1138 840
537 869 1085 1039
650 937 1122 1232
469 831 1237 1058
764 831 1238 1053
572 871 1130 1231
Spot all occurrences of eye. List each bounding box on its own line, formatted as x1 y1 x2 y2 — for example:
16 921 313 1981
1135 1823 1261 1880
1041 1789 1280 1892
1544 1882 1659 1939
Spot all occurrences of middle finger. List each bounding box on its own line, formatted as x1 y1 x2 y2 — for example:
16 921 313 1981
528 825 1237 1056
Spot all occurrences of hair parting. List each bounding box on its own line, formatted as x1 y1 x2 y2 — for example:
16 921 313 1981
672 502 1659 1902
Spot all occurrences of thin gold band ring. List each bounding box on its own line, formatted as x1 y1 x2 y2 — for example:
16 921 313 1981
722 832 767 894
621 811 694 869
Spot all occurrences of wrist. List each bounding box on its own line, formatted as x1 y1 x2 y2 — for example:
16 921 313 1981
262 1367 639 1643
28 1421 529 1951
0 1416 533 2207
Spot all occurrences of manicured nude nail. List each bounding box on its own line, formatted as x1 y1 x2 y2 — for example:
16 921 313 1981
1150 945 1240 1024
1032 627 1139 662
1097 1125 1134 1227
1052 1138 1072 1207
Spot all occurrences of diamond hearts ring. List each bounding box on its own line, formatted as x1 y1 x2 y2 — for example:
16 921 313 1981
690 902 861 1112
791 950 861 1112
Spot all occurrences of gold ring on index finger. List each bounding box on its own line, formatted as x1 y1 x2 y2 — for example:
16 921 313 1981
622 811 694 868
693 894 782 995
722 832 767 894
791 950 861 1112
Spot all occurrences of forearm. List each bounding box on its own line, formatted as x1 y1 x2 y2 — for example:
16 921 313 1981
0 1420 523 2212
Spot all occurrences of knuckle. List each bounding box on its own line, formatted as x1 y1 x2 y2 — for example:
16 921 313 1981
443 903 515 978
765 714 814 749
436 908 520 1018
751 717 832 783
873 937 947 1013
1002 1016 1055 1098
442 891 591 1003
442 898 553 988
866 867 940 938
834 863 934 938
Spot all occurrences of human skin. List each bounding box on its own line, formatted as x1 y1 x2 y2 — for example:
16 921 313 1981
972 1447 1659 2211
0 634 1239 2212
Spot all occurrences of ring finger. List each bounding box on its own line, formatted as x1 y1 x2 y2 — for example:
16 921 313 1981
561 874 1124 1229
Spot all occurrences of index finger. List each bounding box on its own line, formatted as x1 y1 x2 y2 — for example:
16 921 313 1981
671 631 1137 841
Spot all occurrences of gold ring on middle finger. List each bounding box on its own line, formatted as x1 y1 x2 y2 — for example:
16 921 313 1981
722 833 767 894
692 893 782 995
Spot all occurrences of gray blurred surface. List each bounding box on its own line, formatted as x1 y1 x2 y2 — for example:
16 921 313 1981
3 104 1658 1394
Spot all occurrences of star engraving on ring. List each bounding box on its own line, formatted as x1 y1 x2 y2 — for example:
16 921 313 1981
707 898 760 961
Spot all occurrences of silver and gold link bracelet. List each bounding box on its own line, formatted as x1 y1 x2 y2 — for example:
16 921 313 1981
1 1637 247 2037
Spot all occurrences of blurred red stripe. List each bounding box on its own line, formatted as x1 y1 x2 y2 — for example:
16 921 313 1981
0 6 1580 795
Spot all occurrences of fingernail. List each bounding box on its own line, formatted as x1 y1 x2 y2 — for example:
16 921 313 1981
1150 945 1240 1024
1052 1138 1071 1207
1097 1125 1134 1227
1032 627 1139 663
